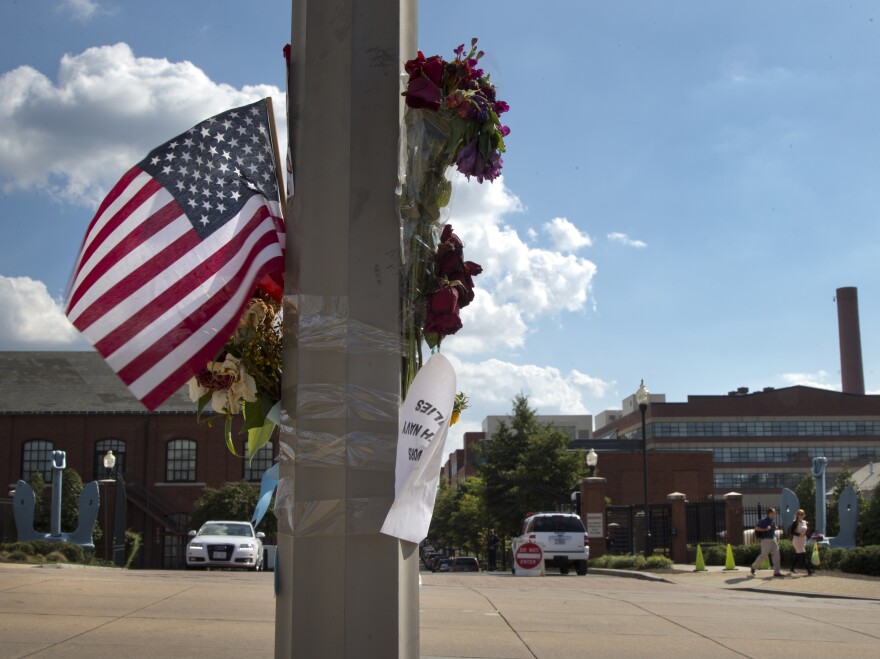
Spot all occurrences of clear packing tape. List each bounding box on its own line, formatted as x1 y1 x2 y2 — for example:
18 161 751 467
273 294 402 537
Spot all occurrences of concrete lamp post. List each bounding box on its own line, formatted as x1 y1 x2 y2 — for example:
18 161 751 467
101 450 116 560
636 380 652 558
586 449 598 477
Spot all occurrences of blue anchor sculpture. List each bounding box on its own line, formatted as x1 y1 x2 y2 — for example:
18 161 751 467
12 450 100 550
779 457 859 549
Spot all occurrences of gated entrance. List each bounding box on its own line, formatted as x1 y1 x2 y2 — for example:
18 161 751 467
605 504 671 556
685 499 726 546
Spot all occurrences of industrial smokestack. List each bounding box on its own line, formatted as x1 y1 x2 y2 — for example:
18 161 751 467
836 286 865 395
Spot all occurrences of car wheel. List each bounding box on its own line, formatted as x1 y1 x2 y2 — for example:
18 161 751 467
576 561 588 575
560 566 570 575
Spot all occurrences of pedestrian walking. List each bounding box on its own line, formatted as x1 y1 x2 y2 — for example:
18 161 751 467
751 507 786 577
788 509 813 575
487 529 499 571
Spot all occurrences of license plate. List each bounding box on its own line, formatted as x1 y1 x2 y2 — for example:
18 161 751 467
553 538 566 545
213 553 227 560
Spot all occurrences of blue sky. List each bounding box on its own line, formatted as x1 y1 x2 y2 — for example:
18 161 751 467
1 1 879 452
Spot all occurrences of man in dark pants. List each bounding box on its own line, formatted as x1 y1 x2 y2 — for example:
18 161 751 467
751 507 786 577
487 529 499 571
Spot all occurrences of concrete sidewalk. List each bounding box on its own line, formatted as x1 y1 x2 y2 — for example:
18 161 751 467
658 563 880 600
2 563 879 658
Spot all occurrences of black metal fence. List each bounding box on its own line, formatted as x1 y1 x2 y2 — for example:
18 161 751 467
743 504 770 530
686 499 726 546
606 504 671 556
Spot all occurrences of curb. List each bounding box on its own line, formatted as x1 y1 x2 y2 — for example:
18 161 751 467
588 567 675 584
590 567 880 602
736 586 880 602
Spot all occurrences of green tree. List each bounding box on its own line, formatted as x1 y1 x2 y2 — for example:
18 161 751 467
826 465 866 541
427 478 456 549
28 471 49 533
448 477 487 558
793 474 816 529
479 394 584 538
60 469 84 533
190 481 276 539
861 485 880 546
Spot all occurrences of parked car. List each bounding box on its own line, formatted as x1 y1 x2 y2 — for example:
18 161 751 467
511 512 589 575
451 556 480 572
436 558 453 572
186 520 265 570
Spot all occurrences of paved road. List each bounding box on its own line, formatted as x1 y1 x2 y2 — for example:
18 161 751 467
1 564 879 658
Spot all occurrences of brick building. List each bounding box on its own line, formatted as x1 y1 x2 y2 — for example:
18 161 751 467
0 352 275 568
593 385 880 506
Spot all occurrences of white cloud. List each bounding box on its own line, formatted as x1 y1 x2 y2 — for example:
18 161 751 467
58 0 102 22
0 43 285 206
0 276 90 349
543 217 592 251
442 289 528 355
607 232 647 248
448 174 597 321
442 354 610 451
778 370 839 391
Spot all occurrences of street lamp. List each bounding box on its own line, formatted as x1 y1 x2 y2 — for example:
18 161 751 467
101 450 117 560
635 380 652 558
586 448 598 477
103 450 116 480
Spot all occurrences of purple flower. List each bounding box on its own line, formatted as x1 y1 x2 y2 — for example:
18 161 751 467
455 140 485 180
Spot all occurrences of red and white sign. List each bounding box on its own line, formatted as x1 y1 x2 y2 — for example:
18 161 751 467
515 542 543 574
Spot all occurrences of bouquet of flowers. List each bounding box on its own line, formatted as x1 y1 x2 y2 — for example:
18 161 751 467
187 286 282 459
399 39 508 413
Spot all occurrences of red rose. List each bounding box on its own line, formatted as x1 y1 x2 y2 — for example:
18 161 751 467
423 286 462 338
402 52 446 110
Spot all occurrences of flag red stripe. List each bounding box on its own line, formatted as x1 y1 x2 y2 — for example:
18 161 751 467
93 206 276 357
116 245 284 397
68 195 184 318
114 235 280 386
71 175 164 302
138 255 284 410
69 167 147 284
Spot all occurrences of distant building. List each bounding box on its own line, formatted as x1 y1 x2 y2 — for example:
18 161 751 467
0 352 275 568
593 385 880 506
482 414 592 442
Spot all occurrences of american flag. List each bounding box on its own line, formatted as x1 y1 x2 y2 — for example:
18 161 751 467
66 98 286 410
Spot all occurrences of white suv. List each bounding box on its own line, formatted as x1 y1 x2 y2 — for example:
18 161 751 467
511 512 589 575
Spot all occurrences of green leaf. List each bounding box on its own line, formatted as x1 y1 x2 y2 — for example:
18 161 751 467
224 415 243 457
196 391 212 423
424 332 442 350
247 419 277 466
242 398 265 432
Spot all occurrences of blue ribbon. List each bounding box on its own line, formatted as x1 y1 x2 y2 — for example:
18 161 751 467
252 462 279 528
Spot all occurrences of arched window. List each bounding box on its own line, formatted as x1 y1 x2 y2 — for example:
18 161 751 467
22 439 54 482
94 439 126 480
244 440 274 482
166 439 197 482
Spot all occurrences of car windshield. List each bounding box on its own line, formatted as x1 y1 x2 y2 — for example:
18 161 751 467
531 516 585 533
200 523 253 537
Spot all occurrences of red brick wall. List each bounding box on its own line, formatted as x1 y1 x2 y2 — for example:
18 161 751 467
596 452 714 505
1 412 271 568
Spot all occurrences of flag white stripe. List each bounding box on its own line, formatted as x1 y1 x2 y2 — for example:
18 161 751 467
126 242 282 399
100 212 280 370
72 192 269 335
68 203 189 323
69 171 157 295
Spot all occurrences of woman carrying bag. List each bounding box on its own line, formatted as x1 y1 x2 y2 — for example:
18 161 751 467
788 509 814 576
